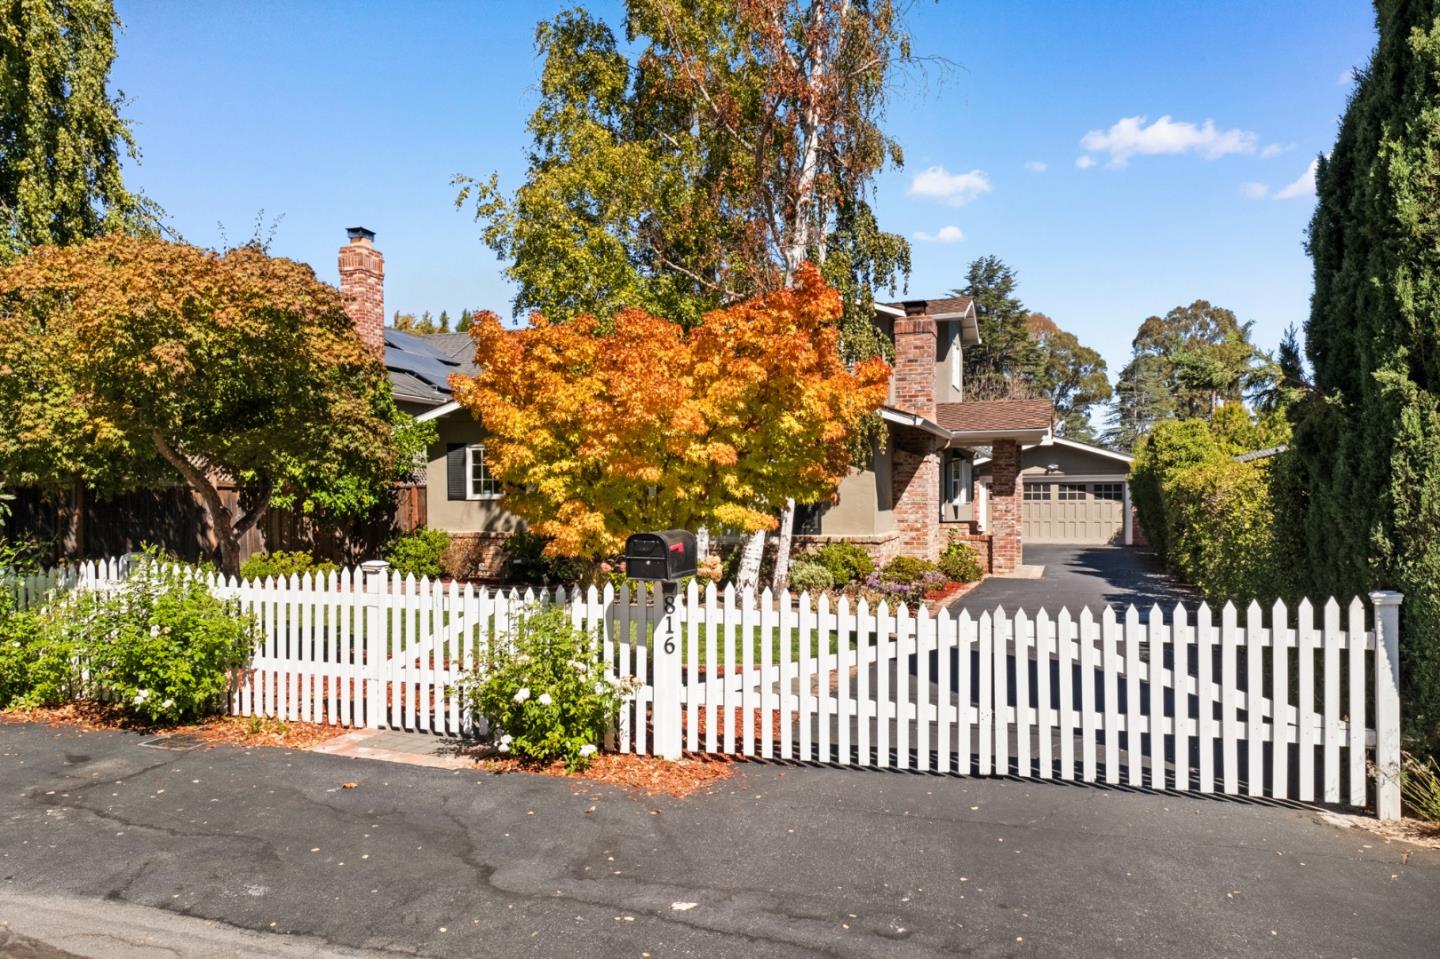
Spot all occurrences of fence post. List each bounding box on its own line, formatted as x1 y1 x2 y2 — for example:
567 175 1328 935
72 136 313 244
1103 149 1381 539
361 560 389 730
1369 590 1403 821
652 581 683 760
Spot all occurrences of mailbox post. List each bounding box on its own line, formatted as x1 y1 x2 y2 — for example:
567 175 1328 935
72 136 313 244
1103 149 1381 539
623 531 696 761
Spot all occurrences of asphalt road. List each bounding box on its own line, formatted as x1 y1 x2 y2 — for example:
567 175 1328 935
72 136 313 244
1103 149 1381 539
952 545 1203 618
2 721 1438 958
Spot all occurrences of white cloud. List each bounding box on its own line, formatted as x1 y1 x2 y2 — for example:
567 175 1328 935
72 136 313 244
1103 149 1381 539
1274 158 1318 200
1241 182 1270 199
1075 155 1096 170
1078 115 1258 167
1259 143 1291 159
1024 161 1047 173
913 225 965 244
908 166 993 206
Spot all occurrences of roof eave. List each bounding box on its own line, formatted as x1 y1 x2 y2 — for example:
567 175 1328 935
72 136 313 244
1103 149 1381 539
414 400 463 423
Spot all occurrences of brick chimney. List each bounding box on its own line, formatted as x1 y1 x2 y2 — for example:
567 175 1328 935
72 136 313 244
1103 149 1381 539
890 300 942 561
339 226 384 361
892 300 937 421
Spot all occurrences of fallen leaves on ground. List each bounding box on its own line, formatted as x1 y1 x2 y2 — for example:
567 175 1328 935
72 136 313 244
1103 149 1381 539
0 703 347 750
476 751 740 798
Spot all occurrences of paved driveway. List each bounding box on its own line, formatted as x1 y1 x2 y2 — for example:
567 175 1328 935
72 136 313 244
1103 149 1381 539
951 544 1200 618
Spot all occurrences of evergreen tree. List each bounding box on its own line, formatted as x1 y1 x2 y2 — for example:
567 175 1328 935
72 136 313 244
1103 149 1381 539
456 309 473 333
438 309 451 333
0 0 161 258
956 256 1038 399
1283 0 1440 750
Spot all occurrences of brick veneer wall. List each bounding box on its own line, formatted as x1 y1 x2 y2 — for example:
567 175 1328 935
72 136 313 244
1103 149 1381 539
443 532 511 581
988 439 1022 573
942 526 993 574
892 445 941 560
338 232 385 361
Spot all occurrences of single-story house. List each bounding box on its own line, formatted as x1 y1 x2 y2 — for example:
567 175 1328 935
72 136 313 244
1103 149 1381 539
338 228 1133 578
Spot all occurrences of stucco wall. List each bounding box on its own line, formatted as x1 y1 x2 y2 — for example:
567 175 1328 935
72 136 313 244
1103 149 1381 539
423 415 525 533
812 437 896 537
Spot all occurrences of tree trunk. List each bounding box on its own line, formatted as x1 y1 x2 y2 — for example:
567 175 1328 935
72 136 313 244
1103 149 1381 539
696 525 711 559
771 498 797 592
150 431 265 579
735 528 767 592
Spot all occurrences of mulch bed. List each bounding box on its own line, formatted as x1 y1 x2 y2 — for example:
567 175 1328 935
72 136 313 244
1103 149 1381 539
0 702 348 750
475 750 741 798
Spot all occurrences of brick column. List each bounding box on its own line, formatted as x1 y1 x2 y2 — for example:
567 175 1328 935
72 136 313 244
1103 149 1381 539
339 227 385 361
892 445 940 560
989 439 1022 573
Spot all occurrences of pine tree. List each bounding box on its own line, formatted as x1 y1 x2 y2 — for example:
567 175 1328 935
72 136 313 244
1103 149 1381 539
1284 0 1440 750
456 309 473 333
0 0 161 258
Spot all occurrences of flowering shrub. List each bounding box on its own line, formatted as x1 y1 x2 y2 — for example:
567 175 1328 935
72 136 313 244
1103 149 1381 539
860 556 946 609
0 559 255 724
458 605 625 770
938 536 983 583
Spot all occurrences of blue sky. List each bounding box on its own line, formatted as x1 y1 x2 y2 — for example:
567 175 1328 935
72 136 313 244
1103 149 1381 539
112 0 1376 379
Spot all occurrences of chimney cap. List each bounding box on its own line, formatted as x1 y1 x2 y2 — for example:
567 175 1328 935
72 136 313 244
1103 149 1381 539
346 226 376 242
901 299 930 317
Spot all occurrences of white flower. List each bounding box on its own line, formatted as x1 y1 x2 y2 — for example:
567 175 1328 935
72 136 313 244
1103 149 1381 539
497 742 510 754
10 641 19 648
537 692 553 706
594 683 607 695
513 688 531 704
133 689 151 704
161 698 174 709
578 744 596 757
149 624 161 637
500 734 513 745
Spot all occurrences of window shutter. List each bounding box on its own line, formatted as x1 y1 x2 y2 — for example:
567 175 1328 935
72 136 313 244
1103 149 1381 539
446 444 467 500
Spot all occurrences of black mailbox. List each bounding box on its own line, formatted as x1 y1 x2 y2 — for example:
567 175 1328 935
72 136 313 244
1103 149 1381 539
624 530 697 582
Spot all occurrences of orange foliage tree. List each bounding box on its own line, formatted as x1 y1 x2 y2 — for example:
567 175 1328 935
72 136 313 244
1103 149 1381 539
452 265 888 559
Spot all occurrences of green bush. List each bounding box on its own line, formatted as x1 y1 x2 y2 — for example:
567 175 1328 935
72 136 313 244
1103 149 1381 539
239 550 339 582
1 561 255 723
938 537 983 583
0 591 43 707
809 540 874 586
385 528 451 579
1164 457 1280 604
786 558 834 594
1130 419 1225 563
457 605 625 770
880 555 941 586
502 529 594 585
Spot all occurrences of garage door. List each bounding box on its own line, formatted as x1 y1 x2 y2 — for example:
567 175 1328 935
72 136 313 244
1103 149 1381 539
1022 481 1125 544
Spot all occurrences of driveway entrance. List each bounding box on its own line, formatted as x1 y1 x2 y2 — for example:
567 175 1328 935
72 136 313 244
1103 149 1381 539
949 544 1199 616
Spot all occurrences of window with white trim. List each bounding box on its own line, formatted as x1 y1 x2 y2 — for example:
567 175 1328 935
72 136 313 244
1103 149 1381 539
466 444 502 499
1092 483 1124 502
1058 482 1087 501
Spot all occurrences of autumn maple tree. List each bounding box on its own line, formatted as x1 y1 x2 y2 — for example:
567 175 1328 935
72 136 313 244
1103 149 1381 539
452 265 888 560
0 235 430 576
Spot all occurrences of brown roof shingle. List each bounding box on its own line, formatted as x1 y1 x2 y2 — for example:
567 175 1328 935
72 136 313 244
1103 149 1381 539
882 295 974 316
935 399 1053 433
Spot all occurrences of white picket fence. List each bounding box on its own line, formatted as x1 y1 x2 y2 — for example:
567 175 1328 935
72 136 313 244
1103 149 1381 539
4 559 1404 820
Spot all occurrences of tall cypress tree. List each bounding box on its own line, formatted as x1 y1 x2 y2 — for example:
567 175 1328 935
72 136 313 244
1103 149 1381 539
0 0 160 258
1285 0 1440 748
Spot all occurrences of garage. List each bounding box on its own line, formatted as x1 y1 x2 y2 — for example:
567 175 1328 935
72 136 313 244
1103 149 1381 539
975 437 1135 546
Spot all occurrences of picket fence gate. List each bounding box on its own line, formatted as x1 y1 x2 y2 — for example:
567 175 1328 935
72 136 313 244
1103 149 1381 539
4 558 1404 820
